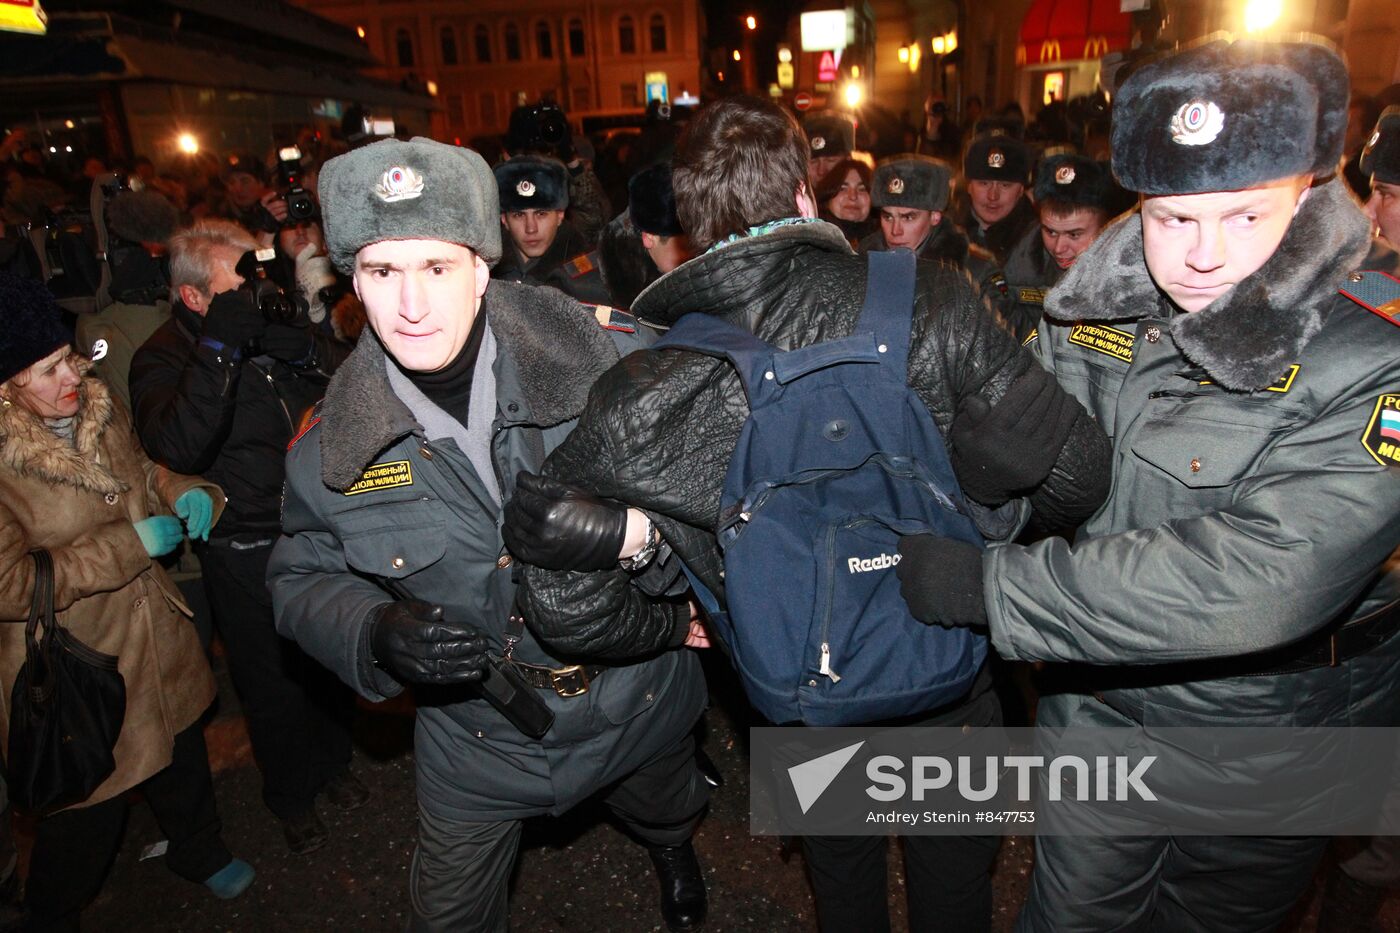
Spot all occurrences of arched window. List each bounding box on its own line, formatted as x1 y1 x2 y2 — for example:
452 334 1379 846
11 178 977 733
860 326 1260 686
648 13 667 53
440 26 458 66
504 22 522 61
567 18 585 57
474 24 492 63
618 15 636 55
535 20 553 59
395 28 415 67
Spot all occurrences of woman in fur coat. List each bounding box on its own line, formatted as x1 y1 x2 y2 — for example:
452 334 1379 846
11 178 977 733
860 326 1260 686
0 274 253 930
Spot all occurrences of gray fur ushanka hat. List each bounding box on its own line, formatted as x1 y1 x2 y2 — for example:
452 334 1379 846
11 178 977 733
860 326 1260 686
1360 106 1400 186
871 156 953 212
318 137 502 273
1110 35 1349 195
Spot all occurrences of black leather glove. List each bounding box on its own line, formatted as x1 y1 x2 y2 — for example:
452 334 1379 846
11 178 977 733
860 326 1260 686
201 289 266 350
257 323 315 363
369 600 491 685
949 365 1081 507
502 471 628 572
895 535 987 629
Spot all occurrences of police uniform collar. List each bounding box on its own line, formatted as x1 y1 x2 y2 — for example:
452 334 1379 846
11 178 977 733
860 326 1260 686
1046 178 1373 391
318 280 622 491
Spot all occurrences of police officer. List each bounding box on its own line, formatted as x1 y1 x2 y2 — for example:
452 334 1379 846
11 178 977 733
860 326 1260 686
267 137 710 933
804 110 856 186
1000 153 1118 339
955 133 1038 265
1362 106 1400 247
859 155 1012 335
897 35 1400 931
491 155 611 305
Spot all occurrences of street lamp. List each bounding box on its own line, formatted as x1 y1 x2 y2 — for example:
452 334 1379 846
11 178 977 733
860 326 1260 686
177 132 199 155
745 15 757 30
843 82 863 108
733 49 742 61
1243 0 1282 31
931 35 946 55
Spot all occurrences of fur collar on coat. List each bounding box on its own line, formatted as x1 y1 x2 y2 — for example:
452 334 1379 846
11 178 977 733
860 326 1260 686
319 280 621 490
1045 178 1373 391
0 373 126 496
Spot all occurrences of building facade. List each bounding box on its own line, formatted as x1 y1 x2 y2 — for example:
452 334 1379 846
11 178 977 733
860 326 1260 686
289 0 703 142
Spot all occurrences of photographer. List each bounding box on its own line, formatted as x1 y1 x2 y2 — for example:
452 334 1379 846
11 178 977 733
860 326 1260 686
503 103 611 245
129 219 360 855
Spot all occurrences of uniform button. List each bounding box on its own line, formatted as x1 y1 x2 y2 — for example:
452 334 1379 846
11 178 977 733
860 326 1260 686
962 724 972 735
1190 458 1202 473
1348 271 1365 283
132 596 146 610
496 555 513 569
391 556 405 569
644 692 654 703
104 492 119 505
419 444 433 460
507 402 520 414
1145 325 1161 344
475 730 485 738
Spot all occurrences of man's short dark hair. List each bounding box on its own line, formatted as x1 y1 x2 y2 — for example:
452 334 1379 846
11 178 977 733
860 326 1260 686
672 96 809 252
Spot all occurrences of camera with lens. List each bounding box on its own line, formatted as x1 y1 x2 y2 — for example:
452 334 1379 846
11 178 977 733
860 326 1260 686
275 146 317 224
506 103 572 159
235 248 308 325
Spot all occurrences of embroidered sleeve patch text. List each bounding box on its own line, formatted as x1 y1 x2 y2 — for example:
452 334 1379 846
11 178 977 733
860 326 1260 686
1067 323 1135 363
344 460 414 495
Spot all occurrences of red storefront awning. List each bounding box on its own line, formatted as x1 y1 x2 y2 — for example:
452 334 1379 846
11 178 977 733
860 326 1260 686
1017 0 1132 66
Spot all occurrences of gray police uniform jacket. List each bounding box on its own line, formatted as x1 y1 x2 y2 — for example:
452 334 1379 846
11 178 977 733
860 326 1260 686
267 282 707 821
987 179 1400 729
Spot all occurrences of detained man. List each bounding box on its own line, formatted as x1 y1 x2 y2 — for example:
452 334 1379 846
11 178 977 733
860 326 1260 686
896 36 1400 932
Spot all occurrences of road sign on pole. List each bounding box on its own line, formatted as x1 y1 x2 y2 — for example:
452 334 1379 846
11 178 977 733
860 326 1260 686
794 91 813 111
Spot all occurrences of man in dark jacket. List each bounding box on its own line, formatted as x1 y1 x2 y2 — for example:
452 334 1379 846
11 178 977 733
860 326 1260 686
504 96 1112 933
858 155 1011 333
1362 106 1400 247
899 37 1400 931
129 218 358 854
999 154 1118 340
267 138 710 933
954 133 1039 265
491 156 610 305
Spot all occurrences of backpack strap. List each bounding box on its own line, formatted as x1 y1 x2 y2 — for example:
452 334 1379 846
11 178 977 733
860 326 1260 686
853 249 918 376
653 312 774 403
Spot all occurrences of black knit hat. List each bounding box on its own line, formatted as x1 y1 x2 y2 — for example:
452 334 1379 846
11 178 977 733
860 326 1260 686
0 274 73 386
1360 106 1400 186
964 133 1030 183
1033 154 1113 210
1111 35 1349 195
495 156 569 212
627 163 684 237
804 112 854 159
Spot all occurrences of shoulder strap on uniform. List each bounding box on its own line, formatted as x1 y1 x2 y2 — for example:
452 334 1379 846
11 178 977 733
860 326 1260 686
566 251 597 279
588 304 637 333
287 400 323 451
1339 269 1400 327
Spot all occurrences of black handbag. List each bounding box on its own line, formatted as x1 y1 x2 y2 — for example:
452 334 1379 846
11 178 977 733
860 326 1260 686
7 549 126 813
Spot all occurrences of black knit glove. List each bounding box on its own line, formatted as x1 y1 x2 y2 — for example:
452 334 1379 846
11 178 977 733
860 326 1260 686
201 289 266 350
949 365 1081 507
895 535 987 628
257 324 315 363
369 600 491 685
502 471 628 571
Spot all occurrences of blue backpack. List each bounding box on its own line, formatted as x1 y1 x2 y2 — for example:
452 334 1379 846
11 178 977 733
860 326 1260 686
654 249 988 726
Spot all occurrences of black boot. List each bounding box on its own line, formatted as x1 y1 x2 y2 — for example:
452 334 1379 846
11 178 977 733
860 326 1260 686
647 841 708 932
1318 864 1387 933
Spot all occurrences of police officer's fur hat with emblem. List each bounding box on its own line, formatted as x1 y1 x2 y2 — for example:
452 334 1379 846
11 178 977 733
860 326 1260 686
803 111 855 160
1033 153 1113 210
495 156 570 213
318 136 502 273
1360 106 1400 186
627 162 684 237
963 132 1030 183
1110 34 1349 194
871 155 953 212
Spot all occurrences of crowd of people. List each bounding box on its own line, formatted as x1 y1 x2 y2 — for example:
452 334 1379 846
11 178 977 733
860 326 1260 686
0 30 1398 933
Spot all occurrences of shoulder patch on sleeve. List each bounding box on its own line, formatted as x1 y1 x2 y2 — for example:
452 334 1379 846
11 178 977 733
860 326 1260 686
1361 393 1400 466
1022 327 1039 347
589 304 637 333
1340 270 1400 328
287 401 323 452
567 251 597 279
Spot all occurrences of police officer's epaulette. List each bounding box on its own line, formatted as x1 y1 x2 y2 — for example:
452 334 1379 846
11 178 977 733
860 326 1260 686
1339 270 1400 328
287 400 324 452
585 304 638 334
566 250 598 279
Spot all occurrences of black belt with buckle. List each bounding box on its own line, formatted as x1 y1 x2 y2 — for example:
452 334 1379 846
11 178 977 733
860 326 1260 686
506 660 607 697
1252 601 1400 676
